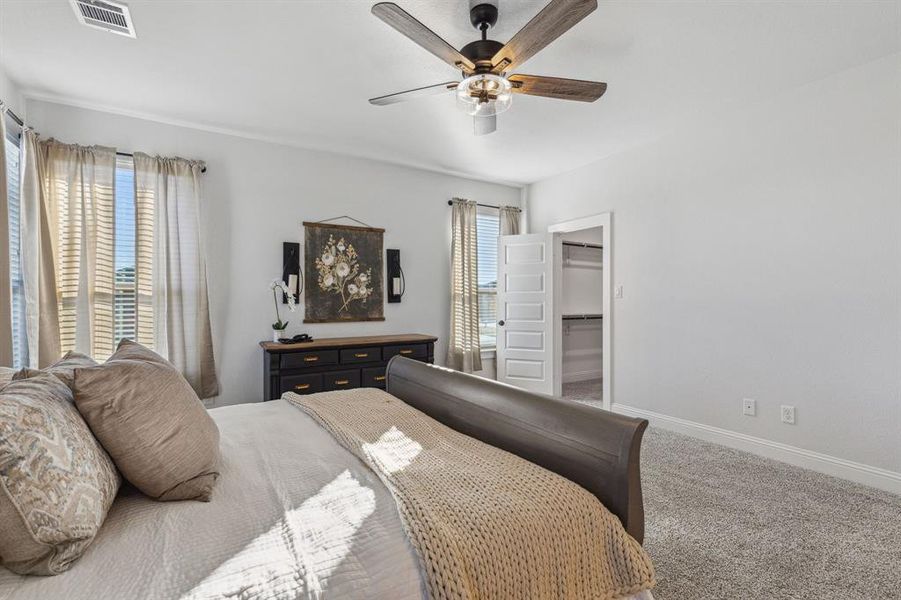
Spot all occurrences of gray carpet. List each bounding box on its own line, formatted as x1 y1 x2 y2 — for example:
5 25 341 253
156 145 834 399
559 387 900 597
634 427 901 600
562 378 602 405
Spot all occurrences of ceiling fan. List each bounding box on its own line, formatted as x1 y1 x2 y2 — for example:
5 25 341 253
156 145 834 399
369 0 606 135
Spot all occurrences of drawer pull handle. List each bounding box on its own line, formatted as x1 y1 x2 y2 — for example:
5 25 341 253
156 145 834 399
354 353 369 358
334 379 350 385
303 356 319 362
374 375 386 382
294 384 311 390
399 349 413 355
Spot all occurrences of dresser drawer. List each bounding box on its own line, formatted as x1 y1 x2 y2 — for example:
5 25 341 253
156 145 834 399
323 369 361 391
362 366 387 388
280 373 323 395
339 347 380 364
384 343 428 360
281 350 338 369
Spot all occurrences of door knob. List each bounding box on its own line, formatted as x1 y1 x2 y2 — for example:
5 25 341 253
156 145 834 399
498 320 505 326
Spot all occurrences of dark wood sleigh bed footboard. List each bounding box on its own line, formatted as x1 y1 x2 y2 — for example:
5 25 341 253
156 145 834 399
385 357 649 543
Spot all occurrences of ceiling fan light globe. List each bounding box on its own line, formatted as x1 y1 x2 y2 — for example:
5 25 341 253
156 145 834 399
456 74 512 117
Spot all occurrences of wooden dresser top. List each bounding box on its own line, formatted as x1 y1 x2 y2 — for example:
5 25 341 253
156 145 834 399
260 333 438 353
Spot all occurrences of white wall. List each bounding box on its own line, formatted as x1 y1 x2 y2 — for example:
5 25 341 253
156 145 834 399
26 99 519 405
0 66 23 117
528 53 901 474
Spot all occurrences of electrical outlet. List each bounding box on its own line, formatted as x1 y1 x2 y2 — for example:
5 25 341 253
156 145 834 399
742 398 756 416
614 285 624 299
780 405 796 425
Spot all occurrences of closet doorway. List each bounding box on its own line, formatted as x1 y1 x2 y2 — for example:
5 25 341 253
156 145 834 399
548 213 611 410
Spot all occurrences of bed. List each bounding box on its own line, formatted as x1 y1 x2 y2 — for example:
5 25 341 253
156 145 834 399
0 357 653 599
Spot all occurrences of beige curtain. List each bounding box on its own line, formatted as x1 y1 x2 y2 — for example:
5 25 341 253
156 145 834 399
0 105 11 366
499 205 521 236
20 131 60 367
40 139 118 360
134 153 218 398
448 198 482 373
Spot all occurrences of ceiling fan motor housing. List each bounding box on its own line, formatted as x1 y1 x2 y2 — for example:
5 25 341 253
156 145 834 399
460 39 504 71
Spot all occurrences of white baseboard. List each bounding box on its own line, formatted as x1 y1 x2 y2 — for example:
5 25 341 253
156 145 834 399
612 403 901 495
563 370 602 384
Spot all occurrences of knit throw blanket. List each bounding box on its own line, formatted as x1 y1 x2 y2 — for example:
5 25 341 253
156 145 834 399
285 388 656 600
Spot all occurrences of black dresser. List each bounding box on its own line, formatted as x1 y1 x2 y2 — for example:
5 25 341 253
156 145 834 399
260 333 437 401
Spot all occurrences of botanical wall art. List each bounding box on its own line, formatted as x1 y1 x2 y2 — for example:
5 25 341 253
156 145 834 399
303 221 385 323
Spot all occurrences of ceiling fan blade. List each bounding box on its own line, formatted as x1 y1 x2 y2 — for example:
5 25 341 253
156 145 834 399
508 74 606 102
369 81 459 106
372 3 476 73
491 0 597 73
473 115 497 136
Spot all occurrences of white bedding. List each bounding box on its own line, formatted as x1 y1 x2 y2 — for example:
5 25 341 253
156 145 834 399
0 399 654 600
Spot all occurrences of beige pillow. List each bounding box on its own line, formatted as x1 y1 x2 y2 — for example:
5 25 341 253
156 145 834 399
0 372 120 575
73 340 221 502
12 351 97 388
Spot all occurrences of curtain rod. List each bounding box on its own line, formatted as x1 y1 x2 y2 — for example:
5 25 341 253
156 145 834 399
3 104 207 174
447 199 521 212
115 151 207 174
5 106 24 127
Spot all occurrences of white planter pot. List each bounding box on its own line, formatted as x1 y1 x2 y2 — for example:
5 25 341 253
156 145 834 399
273 329 285 343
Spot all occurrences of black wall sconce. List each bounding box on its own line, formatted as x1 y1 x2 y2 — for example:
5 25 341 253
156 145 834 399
282 242 302 303
387 249 405 303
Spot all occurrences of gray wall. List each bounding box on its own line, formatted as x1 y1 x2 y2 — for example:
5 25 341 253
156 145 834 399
528 54 901 472
26 99 519 405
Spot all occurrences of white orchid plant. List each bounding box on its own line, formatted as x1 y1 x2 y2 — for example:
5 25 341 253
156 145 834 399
270 279 296 331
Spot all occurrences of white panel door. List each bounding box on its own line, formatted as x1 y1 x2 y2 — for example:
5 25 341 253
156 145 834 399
496 233 561 396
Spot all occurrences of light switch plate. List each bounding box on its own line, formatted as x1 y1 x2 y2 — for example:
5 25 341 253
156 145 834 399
742 398 756 416
614 285 624 299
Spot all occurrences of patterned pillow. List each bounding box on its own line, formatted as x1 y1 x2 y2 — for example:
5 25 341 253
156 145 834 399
0 372 120 575
12 351 98 389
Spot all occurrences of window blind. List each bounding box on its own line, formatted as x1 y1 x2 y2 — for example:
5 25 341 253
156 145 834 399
114 156 136 345
476 209 500 351
5 126 27 368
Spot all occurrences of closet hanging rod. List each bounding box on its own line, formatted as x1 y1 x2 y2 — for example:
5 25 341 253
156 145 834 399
562 314 603 321
562 241 602 250
2 105 207 173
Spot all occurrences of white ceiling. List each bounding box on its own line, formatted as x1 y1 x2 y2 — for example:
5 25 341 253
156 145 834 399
1 0 899 184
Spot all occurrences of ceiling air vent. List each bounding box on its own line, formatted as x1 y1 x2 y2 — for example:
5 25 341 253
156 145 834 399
70 0 136 38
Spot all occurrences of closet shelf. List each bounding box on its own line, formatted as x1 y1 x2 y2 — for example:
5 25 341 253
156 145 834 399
562 314 603 321
563 260 602 269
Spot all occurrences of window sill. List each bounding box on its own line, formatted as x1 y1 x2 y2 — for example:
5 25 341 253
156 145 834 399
480 349 497 360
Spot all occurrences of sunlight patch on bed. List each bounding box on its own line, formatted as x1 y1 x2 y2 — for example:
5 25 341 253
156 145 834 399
183 470 375 599
362 426 423 474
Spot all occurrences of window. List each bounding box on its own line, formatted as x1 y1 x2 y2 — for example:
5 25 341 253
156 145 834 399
114 157 137 346
5 119 27 368
476 208 500 352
